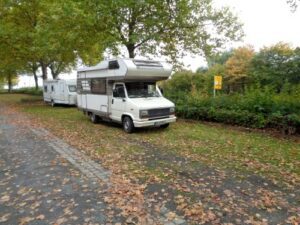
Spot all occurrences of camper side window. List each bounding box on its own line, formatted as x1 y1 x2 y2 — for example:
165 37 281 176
51 85 54 92
91 79 106 94
44 86 47 92
77 80 82 93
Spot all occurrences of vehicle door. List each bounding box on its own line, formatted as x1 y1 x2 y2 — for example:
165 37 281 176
50 84 55 100
59 82 65 101
110 83 126 122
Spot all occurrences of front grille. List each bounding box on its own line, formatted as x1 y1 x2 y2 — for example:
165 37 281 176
149 116 169 121
148 108 170 118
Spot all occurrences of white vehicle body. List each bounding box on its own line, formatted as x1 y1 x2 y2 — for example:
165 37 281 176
77 58 176 132
43 79 77 106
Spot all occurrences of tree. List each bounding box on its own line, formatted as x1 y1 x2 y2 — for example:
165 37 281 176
287 0 299 12
90 0 243 65
225 46 255 92
0 68 19 92
0 0 106 81
196 67 208 73
251 42 300 91
26 62 40 90
207 50 234 68
0 7 22 93
0 78 4 90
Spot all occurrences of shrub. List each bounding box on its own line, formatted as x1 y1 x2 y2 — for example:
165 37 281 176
164 72 300 134
13 87 43 96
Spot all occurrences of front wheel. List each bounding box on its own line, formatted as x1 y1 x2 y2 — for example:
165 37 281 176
123 116 134 133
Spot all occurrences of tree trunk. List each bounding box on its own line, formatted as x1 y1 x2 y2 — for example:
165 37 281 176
52 73 58 79
7 74 12 93
33 72 38 90
40 61 48 80
30 63 39 89
127 44 135 58
50 69 59 79
49 63 61 79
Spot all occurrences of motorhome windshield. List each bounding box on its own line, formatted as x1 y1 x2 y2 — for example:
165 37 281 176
125 82 160 98
68 85 76 92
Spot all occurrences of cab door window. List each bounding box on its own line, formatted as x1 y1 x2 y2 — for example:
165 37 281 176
113 84 125 98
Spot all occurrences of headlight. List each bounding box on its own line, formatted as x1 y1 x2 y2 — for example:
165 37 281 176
170 107 175 114
140 110 149 118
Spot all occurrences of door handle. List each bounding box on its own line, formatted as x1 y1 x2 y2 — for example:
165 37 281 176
112 99 114 104
122 99 126 102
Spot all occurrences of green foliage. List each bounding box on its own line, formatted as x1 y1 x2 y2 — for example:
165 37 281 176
0 69 19 92
0 0 109 80
207 50 233 67
163 70 300 134
91 0 243 65
161 43 300 134
250 43 300 91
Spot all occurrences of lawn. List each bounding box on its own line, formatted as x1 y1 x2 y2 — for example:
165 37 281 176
1 93 299 187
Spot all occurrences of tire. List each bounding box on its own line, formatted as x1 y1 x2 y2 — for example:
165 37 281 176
160 123 169 129
90 113 99 124
51 100 55 107
123 116 134 133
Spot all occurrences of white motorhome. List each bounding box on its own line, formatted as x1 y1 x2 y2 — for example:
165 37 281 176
77 58 176 133
43 79 77 106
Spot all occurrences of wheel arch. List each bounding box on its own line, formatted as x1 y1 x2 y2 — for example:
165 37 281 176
121 113 134 122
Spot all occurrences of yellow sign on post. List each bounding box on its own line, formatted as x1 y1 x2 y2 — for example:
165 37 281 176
214 75 222 90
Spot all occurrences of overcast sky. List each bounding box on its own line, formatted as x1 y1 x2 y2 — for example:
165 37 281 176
19 0 300 87
186 0 300 71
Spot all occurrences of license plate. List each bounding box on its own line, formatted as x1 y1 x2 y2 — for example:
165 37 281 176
154 121 167 126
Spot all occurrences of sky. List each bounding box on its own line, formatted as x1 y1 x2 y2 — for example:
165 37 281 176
186 0 300 71
17 0 300 88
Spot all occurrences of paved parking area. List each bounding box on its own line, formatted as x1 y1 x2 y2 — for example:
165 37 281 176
0 113 117 224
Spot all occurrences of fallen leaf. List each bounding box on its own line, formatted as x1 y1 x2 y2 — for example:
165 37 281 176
19 216 34 225
0 195 10 203
166 212 176 220
36 214 45 220
0 213 10 222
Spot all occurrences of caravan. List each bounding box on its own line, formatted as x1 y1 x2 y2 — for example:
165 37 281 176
77 58 176 133
43 79 77 106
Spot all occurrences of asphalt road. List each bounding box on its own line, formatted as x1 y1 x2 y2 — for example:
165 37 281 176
0 108 118 225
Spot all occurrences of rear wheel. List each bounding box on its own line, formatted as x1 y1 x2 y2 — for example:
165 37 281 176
123 116 134 133
160 123 169 129
90 113 99 124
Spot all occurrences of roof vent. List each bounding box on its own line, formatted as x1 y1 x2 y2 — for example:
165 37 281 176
108 60 119 69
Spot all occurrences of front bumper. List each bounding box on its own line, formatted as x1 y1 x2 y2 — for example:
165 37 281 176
133 116 176 128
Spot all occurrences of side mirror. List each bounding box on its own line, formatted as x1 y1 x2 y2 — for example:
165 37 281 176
160 87 164 95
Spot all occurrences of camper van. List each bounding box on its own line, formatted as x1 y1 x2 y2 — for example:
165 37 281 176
77 58 176 133
43 79 77 106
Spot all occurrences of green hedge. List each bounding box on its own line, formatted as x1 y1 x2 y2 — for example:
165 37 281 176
164 83 300 134
13 87 43 96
